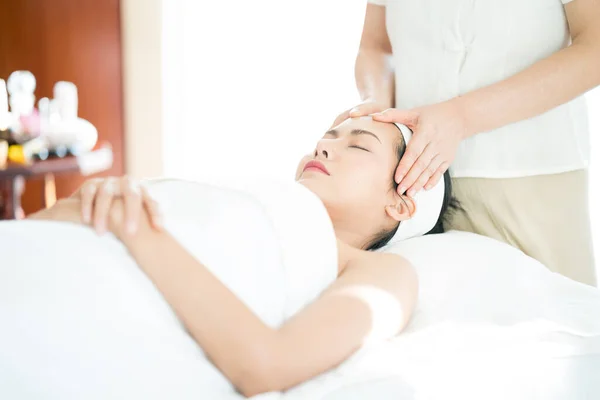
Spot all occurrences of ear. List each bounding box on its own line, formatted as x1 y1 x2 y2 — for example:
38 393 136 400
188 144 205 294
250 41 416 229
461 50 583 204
385 195 416 222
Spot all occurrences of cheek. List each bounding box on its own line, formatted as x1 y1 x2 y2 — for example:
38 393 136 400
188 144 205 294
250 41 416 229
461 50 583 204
337 163 390 200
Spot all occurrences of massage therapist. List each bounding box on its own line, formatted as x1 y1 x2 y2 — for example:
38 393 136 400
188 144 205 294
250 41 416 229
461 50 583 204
334 0 600 286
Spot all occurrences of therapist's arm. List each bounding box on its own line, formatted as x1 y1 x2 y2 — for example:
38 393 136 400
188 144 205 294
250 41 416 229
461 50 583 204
458 0 600 137
331 4 396 126
372 0 600 195
111 203 417 397
355 4 395 107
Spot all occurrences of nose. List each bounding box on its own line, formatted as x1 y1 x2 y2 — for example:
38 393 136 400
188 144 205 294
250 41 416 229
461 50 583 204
314 140 332 159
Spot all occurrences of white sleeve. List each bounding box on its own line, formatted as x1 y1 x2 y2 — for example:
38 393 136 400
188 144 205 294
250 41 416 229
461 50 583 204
367 0 386 6
562 0 575 4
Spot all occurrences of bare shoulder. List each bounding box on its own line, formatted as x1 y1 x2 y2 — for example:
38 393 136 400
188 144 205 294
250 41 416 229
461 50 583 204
336 242 417 291
352 250 414 276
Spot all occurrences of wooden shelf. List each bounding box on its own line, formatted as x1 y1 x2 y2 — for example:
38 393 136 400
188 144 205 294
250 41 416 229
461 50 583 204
0 146 113 219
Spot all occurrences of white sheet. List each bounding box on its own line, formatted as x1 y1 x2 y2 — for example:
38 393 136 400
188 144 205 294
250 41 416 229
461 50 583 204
1 180 599 399
0 179 338 399
285 232 600 399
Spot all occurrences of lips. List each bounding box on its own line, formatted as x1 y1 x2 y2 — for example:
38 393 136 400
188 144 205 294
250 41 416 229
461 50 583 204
303 160 330 175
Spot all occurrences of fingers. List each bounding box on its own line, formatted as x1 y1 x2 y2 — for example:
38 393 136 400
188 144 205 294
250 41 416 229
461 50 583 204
395 132 430 192
397 142 437 197
408 155 444 196
93 178 119 234
141 186 162 231
331 103 390 128
371 108 419 127
79 179 100 224
424 162 449 190
121 176 142 235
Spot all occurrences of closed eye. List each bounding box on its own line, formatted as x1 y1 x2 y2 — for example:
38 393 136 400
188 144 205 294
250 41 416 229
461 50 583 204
349 145 370 152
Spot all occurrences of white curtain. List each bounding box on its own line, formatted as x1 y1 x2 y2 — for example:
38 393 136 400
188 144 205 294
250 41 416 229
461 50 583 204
161 0 599 272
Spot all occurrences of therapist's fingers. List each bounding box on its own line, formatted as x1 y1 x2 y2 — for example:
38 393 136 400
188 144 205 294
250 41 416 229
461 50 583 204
141 186 163 231
371 108 419 127
409 155 443 196
331 103 390 128
424 162 450 190
398 143 437 197
120 176 142 235
79 179 101 224
395 131 429 189
93 178 119 234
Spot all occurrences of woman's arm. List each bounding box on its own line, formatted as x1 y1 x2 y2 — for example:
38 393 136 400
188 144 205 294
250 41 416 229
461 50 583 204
114 209 417 397
371 0 600 195
27 197 83 224
458 0 600 137
355 4 395 107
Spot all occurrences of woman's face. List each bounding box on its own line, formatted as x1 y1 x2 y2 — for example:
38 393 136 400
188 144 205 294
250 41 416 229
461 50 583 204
296 117 413 244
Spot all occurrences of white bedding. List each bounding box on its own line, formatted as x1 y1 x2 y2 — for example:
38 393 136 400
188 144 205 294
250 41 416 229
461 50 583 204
1 180 599 400
287 232 600 400
0 179 338 399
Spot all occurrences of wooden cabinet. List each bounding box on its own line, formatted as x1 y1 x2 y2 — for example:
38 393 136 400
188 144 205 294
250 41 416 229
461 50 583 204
0 0 125 215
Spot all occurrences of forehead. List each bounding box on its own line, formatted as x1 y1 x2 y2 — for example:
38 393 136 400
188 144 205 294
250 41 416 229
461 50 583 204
333 117 401 143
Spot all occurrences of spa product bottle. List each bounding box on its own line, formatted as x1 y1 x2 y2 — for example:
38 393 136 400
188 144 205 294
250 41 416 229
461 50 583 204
6 71 39 142
44 81 97 154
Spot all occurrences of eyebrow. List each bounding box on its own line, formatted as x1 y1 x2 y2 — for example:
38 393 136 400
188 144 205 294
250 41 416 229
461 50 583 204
325 129 382 143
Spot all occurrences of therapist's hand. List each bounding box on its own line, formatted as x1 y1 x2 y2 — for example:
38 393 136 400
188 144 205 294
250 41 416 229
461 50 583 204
75 176 162 235
371 100 467 196
330 100 389 128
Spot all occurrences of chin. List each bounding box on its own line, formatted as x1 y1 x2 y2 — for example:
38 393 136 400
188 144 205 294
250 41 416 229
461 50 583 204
298 177 328 200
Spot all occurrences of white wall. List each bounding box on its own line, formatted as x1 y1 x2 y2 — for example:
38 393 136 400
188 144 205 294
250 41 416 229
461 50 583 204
161 0 364 184
121 0 164 179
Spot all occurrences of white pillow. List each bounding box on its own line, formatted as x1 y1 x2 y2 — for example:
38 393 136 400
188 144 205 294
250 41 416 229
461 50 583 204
381 231 600 338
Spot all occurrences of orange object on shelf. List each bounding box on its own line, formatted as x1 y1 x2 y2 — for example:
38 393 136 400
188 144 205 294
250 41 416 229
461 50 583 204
0 145 113 220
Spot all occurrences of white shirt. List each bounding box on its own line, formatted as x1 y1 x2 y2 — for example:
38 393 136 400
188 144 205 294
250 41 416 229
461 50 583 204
368 0 589 178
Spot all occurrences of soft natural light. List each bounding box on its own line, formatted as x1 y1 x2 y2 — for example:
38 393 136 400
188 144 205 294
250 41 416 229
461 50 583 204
162 0 364 184
162 0 600 274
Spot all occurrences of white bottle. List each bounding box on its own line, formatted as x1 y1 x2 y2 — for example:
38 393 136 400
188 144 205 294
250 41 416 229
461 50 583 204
53 81 78 120
46 81 97 153
7 71 36 118
38 97 51 137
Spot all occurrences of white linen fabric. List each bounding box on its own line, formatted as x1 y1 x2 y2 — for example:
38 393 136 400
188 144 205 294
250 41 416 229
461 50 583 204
0 179 338 399
1 181 599 399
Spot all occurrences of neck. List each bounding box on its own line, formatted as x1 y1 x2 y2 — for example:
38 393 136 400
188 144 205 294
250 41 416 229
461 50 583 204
333 224 366 250
328 207 373 250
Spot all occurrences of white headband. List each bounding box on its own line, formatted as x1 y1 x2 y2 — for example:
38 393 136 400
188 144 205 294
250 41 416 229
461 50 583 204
387 123 446 244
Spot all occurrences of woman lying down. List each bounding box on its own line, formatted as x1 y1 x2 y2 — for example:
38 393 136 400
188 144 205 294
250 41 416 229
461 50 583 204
1 117 454 398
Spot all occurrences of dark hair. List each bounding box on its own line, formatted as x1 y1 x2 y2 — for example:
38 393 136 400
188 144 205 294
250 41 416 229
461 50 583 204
365 136 460 251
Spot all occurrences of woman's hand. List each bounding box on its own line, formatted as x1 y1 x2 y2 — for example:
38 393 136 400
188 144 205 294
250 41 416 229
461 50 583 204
372 100 468 196
74 176 162 235
28 197 83 224
330 99 389 128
